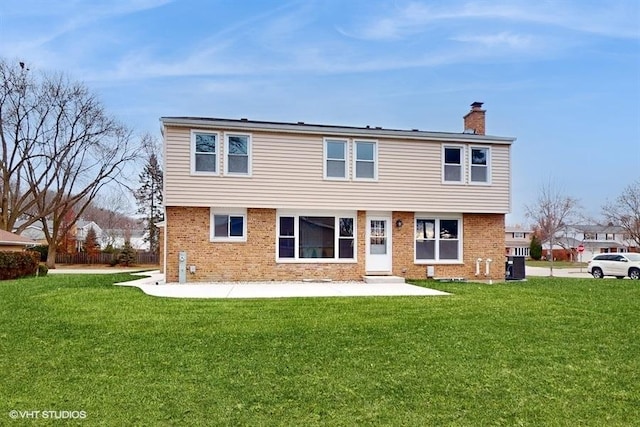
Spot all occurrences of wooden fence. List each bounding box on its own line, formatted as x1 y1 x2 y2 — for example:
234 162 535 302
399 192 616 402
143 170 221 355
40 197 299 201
55 252 159 265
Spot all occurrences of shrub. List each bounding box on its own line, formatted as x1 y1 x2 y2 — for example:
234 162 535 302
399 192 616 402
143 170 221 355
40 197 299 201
118 241 136 267
530 234 543 260
37 264 48 277
0 251 39 280
31 245 49 262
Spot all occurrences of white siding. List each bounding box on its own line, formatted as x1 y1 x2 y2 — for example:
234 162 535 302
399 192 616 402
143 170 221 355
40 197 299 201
164 126 512 213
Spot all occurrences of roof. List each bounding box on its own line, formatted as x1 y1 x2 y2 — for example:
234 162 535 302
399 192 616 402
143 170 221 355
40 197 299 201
505 226 533 233
0 229 36 246
160 117 516 145
570 224 626 234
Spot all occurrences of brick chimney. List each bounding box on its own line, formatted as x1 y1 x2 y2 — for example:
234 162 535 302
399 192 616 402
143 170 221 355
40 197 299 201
463 101 486 135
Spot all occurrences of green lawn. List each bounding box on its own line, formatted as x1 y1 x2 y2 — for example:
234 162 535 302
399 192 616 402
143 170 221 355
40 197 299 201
1 274 638 426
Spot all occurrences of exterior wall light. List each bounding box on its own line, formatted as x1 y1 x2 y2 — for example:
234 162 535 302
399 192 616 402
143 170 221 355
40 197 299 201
395 219 403 228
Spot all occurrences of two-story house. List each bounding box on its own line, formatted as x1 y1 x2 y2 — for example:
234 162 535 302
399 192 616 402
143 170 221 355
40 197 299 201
161 102 516 282
505 226 533 257
562 225 638 261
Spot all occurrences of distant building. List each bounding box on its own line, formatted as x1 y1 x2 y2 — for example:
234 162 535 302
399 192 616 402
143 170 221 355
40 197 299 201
0 229 36 251
505 226 534 257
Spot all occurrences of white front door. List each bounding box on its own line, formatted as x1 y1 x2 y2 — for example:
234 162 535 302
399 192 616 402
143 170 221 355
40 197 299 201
365 214 392 274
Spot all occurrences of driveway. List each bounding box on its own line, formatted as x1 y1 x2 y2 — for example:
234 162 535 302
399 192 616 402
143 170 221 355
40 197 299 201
526 266 593 278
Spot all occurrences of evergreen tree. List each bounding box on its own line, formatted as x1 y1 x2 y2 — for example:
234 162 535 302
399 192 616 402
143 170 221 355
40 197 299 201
118 240 136 266
530 234 543 260
84 226 100 263
134 151 163 255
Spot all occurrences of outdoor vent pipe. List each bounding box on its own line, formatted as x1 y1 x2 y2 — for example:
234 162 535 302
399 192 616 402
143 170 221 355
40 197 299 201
476 258 483 276
485 258 493 277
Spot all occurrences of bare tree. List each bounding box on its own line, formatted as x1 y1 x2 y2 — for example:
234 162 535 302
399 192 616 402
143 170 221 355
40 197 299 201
602 180 640 247
0 59 140 267
525 181 581 276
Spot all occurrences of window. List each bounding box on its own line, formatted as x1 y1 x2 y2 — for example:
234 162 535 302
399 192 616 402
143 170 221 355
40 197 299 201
277 213 356 261
415 216 462 262
225 134 251 175
324 139 347 179
583 232 596 240
513 232 525 239
210 209 246 241
470 147 490 183
192 131 218 173
354 140 377 180
605 233 615 241
443 146 463 183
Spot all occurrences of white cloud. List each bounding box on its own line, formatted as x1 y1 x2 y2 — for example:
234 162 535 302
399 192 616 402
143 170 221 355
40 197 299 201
339 0 640 41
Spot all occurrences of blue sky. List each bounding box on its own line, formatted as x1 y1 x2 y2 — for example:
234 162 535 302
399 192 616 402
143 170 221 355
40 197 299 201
1 0 639 225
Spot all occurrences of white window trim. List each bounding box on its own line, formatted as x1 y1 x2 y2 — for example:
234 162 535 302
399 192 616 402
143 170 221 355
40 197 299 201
414 214 463 264
353 140 378 181
276 210 357 263
323 138 348 180
210 208 247 242
442 145 465 184
469 145 491 185
191 130 220 176
224 132 252 177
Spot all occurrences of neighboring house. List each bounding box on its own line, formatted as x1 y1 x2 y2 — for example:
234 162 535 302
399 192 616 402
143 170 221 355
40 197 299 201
0 229 36 251
546 224 639 261
13 219 103 252
12 219 51 245
102 228 149 250
161 102 516 282
505 226 533 257
74 220 103 252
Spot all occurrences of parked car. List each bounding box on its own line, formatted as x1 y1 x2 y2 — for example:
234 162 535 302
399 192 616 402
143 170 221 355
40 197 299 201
587 253 640 280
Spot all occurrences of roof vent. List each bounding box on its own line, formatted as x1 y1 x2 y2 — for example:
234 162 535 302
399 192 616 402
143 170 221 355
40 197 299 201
240 118 248 121
297 121 305 124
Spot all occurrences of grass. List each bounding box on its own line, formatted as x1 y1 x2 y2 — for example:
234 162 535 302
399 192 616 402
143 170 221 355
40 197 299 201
1 274 639 426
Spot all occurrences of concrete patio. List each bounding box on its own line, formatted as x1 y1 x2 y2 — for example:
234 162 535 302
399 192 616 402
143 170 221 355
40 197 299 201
114 271 451 299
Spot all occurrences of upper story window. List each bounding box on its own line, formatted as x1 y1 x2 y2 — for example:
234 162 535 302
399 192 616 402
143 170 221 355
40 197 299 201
225 133 251 176
443 146 463 183
470 147 490 184
192 131 218 174
324 139 347 179
513 232 525 239
605 233 615 240
354 140 377 180
583 232 596 240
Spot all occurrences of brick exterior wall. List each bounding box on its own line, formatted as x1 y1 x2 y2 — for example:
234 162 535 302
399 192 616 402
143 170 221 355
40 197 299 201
165 207 505 282
165 207 367 282
392 212 505 281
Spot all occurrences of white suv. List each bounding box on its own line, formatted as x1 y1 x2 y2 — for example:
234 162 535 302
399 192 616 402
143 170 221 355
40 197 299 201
587 253 640 280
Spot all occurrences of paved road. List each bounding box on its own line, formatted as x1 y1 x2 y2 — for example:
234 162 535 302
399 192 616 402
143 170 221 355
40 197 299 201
526 266 593 278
